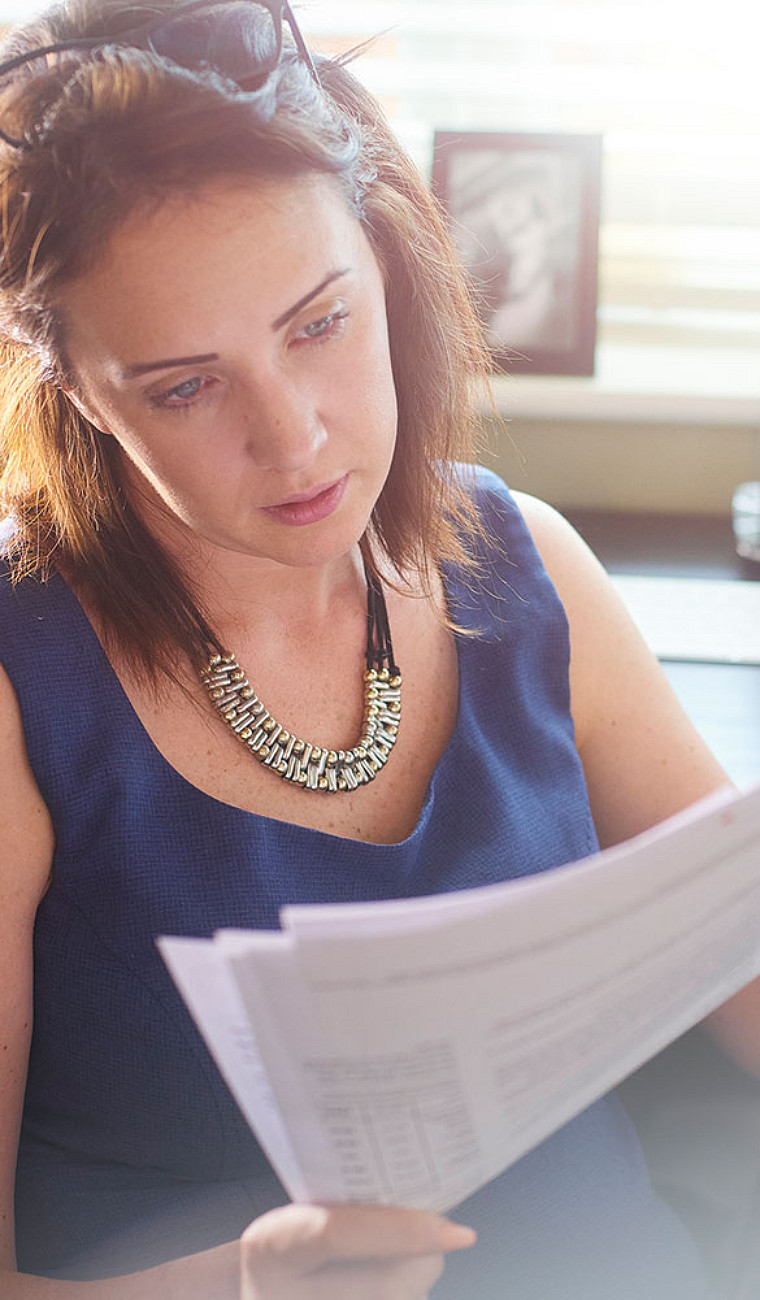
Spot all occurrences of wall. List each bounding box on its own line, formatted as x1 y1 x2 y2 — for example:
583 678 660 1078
481 417 759 516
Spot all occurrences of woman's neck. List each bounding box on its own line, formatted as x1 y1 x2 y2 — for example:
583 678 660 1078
127 473 369 640
198 546 368 648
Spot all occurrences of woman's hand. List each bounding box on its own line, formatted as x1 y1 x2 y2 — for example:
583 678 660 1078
239 1203 476 1299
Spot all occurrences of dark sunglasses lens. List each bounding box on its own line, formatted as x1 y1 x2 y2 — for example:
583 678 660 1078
148 2 281 83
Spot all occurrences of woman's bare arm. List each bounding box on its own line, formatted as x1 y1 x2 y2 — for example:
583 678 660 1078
0 662 56 1280
0 663 240 1297
2 1203 470 1299
512 493 730 844
513 492 760 1074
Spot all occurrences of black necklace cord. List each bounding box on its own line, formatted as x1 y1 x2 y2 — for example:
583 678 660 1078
365 569 400 678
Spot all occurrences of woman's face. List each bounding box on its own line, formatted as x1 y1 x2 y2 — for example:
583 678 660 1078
61 173 398 571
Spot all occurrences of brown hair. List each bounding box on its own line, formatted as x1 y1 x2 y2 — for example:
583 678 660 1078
0 0 490 682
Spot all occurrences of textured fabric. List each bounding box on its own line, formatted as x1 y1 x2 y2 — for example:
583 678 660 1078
2 467 711 1294
620 1027 760 1300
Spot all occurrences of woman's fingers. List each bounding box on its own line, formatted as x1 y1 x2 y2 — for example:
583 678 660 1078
240 1203 475 1298
304 1251 446 1300
242 1203 475 1273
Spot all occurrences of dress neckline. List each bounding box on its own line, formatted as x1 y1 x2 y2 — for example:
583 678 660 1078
55 567 466 850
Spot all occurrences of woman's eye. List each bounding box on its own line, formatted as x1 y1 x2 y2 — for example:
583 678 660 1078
296 310 348 343
150 375 213 410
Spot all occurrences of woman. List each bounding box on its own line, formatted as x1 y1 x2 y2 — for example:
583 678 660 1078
0 1 753 1295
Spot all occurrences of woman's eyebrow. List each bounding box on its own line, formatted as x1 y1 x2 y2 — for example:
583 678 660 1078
271 268 350 331
119 268 352 378
121 352 219 379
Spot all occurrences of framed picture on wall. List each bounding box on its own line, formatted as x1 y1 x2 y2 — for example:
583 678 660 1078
431 130 603 376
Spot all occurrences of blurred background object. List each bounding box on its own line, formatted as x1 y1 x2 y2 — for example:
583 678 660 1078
732 482 760 564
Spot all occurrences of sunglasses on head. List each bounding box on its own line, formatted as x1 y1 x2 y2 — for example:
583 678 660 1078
0 0 320 149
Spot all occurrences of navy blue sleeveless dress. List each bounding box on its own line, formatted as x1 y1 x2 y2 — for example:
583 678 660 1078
1 468 712 1295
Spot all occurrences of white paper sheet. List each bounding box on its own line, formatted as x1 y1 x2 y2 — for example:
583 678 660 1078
611 573 760 664
159 783 760 1213
157 933 308 1198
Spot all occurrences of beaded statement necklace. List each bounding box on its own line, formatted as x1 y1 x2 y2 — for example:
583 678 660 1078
201 571 402 794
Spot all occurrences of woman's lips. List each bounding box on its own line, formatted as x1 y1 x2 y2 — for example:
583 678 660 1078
262 474 349 527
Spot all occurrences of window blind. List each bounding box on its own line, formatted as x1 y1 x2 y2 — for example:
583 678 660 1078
300 0 760 359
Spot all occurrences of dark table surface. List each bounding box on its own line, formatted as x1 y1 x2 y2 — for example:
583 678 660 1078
563 509 760 789
564 509 760 582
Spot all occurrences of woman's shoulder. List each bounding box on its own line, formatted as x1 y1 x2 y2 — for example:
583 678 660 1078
0 659 55 899
458 464 562 571
446 465 571 636
459 466 606 604
0 546 97 763
0 540 72 636
460 462 517 519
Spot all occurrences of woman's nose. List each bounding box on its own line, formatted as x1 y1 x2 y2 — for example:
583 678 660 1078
244 378 327 473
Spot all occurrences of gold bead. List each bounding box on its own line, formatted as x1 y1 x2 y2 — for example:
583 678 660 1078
210 688 225 700
224 709 237 721
279 761 289 774
279 730 290 743
232 669 245 682
312 747 322 758
327 751 338 765
319 776 328 790
240 686 254 700
241 728 252 740
388 701 401 714
222 652 236 663
298 772 308 785
356 747 366 759
337 777 347 790
208 653 222 668
378 668 390 681
260 745 270 759
390 675 402 688
263 717 276 731
364 669 377 681
294 740 305 754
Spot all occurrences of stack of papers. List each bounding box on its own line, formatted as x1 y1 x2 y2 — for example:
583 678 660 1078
160 783 760 1213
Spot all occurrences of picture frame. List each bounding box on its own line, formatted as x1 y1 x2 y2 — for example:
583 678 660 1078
431 130 603 376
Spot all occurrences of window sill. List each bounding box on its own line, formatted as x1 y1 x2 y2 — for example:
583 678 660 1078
487 343 760 426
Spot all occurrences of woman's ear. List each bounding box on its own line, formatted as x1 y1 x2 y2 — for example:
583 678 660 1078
60 382 111 436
